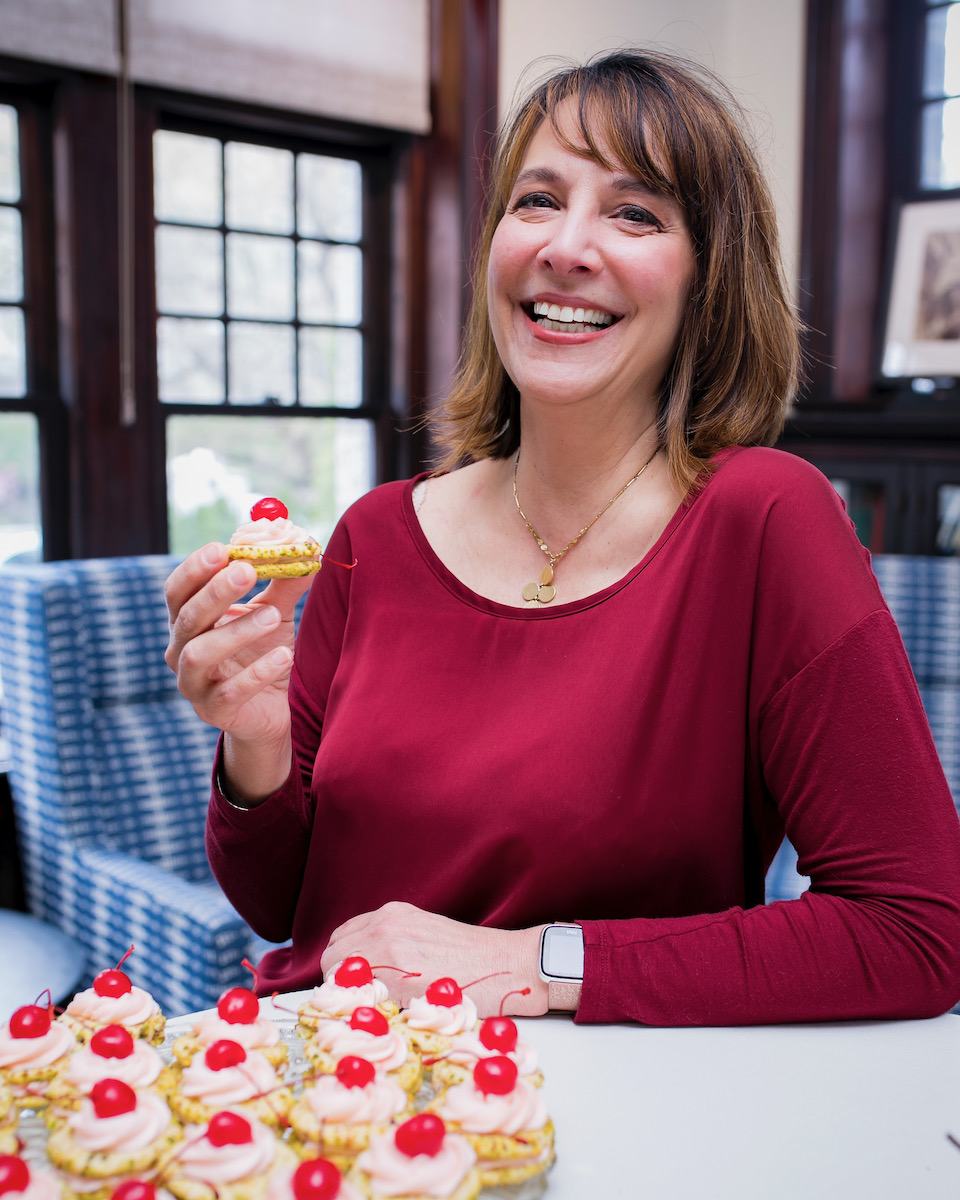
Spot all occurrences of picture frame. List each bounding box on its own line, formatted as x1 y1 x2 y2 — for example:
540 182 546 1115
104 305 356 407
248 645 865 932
880 197 960 379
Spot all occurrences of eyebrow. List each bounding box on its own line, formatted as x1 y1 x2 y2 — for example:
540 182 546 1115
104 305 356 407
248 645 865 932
513 165 661 196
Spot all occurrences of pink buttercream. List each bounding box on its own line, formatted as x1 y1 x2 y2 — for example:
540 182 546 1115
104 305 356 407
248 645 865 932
67 1091 172 1152
0 1020 75 1069
403 995 478 1037
63 1040 164 1092
309 1020 408 1072
307 972 390 1017
9 1166 63 1200
266 1165 362 1200
191 1014 279 1050
442 1030 538 1076
437 1078 547 1136
176 1116 276 1183
64 986 160 1027
179 1049 277 1105
301 1074 407 1125
230 518 312 547
356 1128 476 1198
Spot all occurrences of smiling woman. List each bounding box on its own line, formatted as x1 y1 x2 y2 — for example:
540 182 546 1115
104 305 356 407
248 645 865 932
166 49 960 1030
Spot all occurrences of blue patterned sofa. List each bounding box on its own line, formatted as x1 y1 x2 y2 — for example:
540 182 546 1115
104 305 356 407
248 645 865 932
765 554 960 902
0 555 285 1016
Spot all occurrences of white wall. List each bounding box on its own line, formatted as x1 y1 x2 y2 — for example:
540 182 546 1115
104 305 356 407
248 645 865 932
499 0 806 293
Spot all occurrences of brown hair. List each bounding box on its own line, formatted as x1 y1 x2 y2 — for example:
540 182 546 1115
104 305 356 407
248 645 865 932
428 48 801 493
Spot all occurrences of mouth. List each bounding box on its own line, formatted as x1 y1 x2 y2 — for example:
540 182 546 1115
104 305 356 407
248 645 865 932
526 300 620 333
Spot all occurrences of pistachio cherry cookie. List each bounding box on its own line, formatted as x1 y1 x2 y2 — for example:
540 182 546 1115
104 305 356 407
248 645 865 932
171 970 286 1071
163 1111 299 1200
61 951 165 1047
46 1025 175 1121
429 1016 543 1093
0 1087 17 1155
0 1000 76 1109
288 1057 410 1173
266 1157 363 1200
348 1115 480 1200
396 980 478 1059
46 1078 181 1200
302 1010 420 1097
168 1040 292 1131
297 960 399 1032
429 1057 554 1189
227 498 320 580
0 1155 64 1200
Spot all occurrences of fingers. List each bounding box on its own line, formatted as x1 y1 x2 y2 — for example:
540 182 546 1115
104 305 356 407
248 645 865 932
258 574 315 620
165 550 258 672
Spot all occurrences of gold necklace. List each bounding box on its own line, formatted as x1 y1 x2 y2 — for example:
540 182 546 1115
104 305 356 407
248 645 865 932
513 447 659 606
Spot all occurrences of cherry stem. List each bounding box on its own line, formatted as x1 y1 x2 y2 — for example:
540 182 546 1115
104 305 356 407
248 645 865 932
461 971 510 992
115 946 135 971
319 550 358 571
242 958 260 993
269 993 299 1016
33 987 53 1011
948 1133 960 1153
369 965 423 979
498 987 531 1017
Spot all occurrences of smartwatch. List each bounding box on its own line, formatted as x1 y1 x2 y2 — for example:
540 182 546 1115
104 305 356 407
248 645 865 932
538 923 584 1010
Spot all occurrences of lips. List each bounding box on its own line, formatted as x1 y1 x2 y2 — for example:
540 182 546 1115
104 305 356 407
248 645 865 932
525 299 620 333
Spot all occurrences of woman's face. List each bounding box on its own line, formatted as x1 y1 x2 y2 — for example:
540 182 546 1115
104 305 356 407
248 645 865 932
487 101 696 418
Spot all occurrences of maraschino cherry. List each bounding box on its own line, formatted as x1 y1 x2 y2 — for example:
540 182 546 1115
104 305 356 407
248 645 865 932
112 1183 156 1200
90 1078 137 1118
217 959 261 1025
205 1039 247 1071
478 1016 518 1054
473 1055 518 1096
348 1007 389 1037
394 1114 445 1158
250 498 288 522
0 1157 30 1196
8 1004 51 1039
424 978 462 1008
93 947 136 999
335 1055 375 1090
90 1025 135 1060
207 1111 253 1146
333 957 374 988
291 1158 341 1200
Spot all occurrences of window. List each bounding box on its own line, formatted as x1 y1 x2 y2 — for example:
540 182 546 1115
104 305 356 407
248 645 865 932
153 123 382 555
921 1 960 191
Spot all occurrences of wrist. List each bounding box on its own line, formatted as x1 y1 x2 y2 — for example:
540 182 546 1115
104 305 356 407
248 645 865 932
221 732 292 808
538 922 584 1013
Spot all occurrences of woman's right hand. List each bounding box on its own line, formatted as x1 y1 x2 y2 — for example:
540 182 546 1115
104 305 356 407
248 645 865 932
165 543 314 800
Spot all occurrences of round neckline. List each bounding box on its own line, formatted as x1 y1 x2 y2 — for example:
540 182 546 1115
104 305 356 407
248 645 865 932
401 470 695 618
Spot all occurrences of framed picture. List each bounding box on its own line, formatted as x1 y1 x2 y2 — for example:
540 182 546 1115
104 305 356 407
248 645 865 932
881 198 960 379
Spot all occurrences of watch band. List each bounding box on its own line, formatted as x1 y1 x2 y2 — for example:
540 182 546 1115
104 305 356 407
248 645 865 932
547 980 582 1011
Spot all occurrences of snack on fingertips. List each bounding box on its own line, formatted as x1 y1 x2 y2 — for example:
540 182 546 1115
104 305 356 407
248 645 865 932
227 499 321 580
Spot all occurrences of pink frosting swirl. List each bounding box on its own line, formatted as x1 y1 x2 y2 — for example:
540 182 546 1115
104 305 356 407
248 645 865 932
191 1014 279 1051
443 1030 538 1076
356 1128 476 1198
230 518 312 547
10 1166 63 1200
176 1116 276 1183
65 986 160 1027
62 1040 164 1092
436 1078 547 1136
403 995 478 1037
310 1020 408 1072
266 1165 363 1200
301 1074 407 1125
0 1020 75 1069
308 974 389 1017
67 1090 172 1152
179 1049 278 1106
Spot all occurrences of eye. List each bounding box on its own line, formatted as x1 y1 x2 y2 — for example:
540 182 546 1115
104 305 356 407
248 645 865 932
510 192 557 212
616 205 662 229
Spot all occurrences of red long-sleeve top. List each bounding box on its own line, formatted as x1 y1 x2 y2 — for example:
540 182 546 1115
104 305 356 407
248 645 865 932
206 447 960 1024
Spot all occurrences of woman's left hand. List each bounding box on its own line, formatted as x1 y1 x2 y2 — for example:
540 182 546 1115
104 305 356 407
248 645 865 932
320 901 550 1017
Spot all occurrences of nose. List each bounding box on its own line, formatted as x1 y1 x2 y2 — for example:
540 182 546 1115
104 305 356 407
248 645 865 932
535 210 602 275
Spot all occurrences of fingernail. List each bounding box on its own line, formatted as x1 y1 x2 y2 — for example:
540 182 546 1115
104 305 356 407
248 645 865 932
253 606 279 627
201 543 222 567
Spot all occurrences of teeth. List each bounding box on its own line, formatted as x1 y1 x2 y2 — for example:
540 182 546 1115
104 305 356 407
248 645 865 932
532 301 614 328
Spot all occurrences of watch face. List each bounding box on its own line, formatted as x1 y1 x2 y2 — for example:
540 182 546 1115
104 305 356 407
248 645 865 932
541 925 584 980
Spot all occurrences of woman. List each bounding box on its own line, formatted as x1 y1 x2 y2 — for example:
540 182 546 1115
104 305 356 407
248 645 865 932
165 49 960 1024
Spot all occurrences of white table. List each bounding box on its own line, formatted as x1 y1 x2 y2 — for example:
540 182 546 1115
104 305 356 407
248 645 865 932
171 998 960 1200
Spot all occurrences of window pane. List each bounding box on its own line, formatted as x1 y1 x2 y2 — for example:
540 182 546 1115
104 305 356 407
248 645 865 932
226 232 295 320
0 106 19 204
0 412 41 565
298 242 362 325
925 3 960 98
299 326 362 407
921 96 960 188
154 131 223 226
0 306 25 397
226 143 294 234
227 321 296 405
166 414 375 553
937 483 960 555
297 154 362 242
158 316 225 403
0 207 23 303
155 225 224 316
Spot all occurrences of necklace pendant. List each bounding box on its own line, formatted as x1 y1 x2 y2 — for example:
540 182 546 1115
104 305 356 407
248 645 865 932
522 581 540 603
540 564 555 586
521 578 557 605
